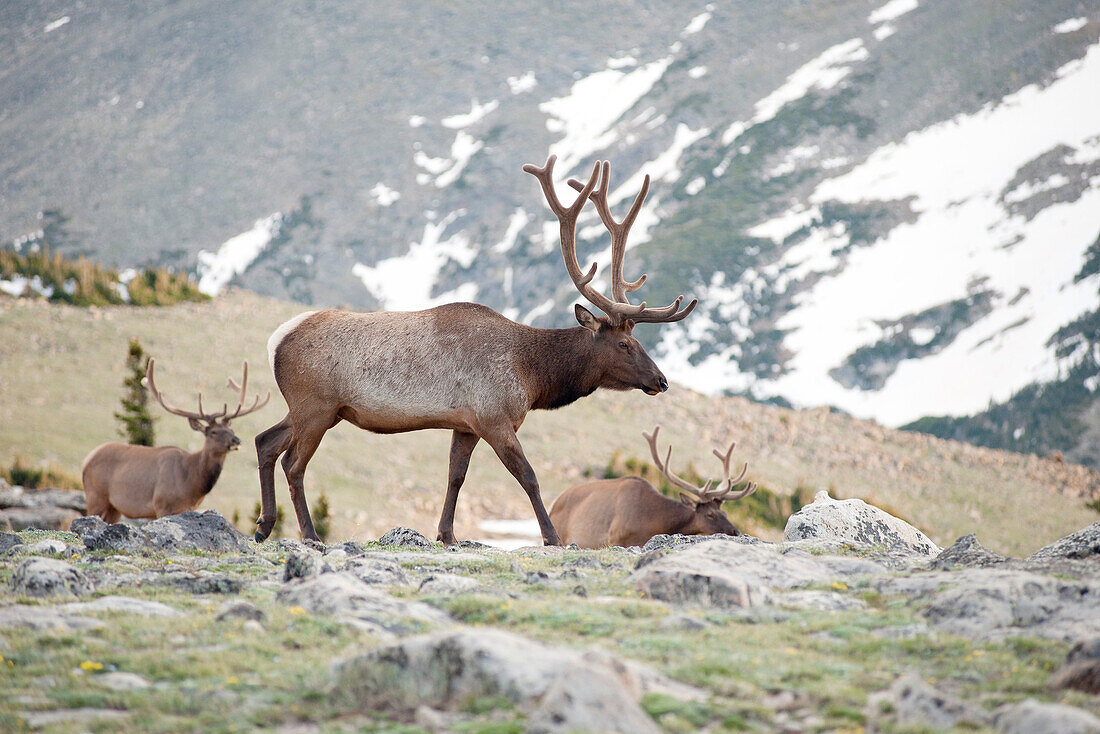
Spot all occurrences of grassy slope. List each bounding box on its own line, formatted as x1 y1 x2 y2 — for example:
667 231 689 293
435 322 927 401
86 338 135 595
1 291 1098 555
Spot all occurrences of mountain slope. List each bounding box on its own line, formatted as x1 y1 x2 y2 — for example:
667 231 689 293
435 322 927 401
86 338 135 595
1 0 1098 461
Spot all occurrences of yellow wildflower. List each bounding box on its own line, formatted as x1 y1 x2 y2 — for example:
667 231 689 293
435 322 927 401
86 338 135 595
80 661 104 672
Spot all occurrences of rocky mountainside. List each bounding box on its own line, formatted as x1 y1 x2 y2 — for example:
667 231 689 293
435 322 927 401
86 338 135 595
1 506 1099 731
1 1 1098 461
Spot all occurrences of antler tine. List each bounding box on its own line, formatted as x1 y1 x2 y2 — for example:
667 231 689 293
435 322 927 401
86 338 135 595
144 359 215 422
702 438 755 502
525 156 645 323
222 360 271 422
642 425 708 501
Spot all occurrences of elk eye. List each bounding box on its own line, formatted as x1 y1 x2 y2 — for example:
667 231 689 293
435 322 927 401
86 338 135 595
618 341 629 350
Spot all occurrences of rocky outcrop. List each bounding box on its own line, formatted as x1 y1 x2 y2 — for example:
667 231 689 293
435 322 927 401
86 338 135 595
277 572 449 635
11 557 93 597
330 629 701 734
866 674 986 730
931 533 1009 569
1027 522 1100 563
378 526 435 549
144 510 251 553
992 699 1100 734
0 484 85 531
71 516 151 553
784 491 940 556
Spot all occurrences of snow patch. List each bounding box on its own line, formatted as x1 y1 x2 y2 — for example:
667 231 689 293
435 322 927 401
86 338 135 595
873 24 896 41
442 99 499 130
688 65 709 79
352 211 478 311
370 183 401 207
408 115 426 128
492 209 530 254
414 132 484 188
685 177 706 195
1054 17 1088 34
196 213 282 296
44 16 70 33
681 11 712 37
540 56 673 176
868 0 918 25
506 72 537 94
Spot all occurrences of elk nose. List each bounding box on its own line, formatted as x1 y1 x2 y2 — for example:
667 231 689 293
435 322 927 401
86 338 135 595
658 375 669 392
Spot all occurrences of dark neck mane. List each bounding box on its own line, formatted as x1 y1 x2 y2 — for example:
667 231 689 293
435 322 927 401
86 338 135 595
526 327 602 411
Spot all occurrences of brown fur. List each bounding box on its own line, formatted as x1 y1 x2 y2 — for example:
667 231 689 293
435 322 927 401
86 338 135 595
257 303 670 545
81 426 240 521
550 477 741 549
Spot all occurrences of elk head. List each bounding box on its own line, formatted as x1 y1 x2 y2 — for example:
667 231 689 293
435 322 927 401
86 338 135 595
523 156 696 396
643 425 758 536
144 359 270 455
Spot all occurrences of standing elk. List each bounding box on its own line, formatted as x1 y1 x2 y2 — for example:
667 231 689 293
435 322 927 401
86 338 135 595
550 426 758 548
82 360 269 521
255 155 697 545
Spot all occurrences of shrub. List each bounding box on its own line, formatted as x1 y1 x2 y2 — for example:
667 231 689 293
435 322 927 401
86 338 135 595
114 338 156 445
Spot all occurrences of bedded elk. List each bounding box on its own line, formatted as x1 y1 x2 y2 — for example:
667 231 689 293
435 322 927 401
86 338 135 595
255 155 696 545
81 360 269 521
549 426 758 548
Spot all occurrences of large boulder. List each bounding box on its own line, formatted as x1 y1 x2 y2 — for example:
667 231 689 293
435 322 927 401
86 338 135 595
0 506 82 531
631 539 883 609
1028 522 1100 563
57 596 181 617
920 568 1100 641
143 510 251 553
866 674 987 730
277 572 449 635
784 491 940 557
330 629 701 734
0 605 102 630
992 699 1100 734
11 557 93 597
70 516 151 553
378 526 434 549
931 533 1009 569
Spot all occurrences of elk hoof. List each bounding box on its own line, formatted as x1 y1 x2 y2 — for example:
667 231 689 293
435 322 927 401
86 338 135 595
254 530 268 543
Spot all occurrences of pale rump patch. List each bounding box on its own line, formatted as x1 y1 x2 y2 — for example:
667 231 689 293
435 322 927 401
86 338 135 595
268 311 318 374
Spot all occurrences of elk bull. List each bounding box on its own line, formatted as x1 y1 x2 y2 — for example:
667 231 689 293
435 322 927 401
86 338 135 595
82 360 269 521
255 156 697 545
550 426 758 548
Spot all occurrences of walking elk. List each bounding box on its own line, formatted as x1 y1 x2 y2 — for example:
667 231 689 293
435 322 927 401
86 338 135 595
550 425 757 548
82 360 269 521
255 155 696 545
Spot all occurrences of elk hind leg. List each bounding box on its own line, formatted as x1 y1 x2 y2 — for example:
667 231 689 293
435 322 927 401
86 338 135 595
280 413 336 543
255 414 293 542
483 427 561 546
437 431 479 545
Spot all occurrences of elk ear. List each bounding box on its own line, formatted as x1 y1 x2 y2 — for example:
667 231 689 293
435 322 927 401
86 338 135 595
678 492 696 507
188 417 205 433
622 319 636 334
575 304 600 333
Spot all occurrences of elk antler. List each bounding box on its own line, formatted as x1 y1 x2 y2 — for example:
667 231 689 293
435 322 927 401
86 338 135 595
642 425 757 505
524 155 697 325
144 359 228 423
223 361 270 422
566 160 697 324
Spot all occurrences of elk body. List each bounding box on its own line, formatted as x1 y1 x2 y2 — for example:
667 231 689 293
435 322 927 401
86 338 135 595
81 361 268 521
550 426 757 548
255 156 696 545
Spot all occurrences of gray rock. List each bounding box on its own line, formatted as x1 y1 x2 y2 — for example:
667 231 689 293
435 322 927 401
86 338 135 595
26 538 69 555
144 510 251 553
277 572 449 634
777 590 868 612
0 605 102 630
161 571 243 594
0 506 82 531
95 672 151 691
11 557 92 597
0 486 86 512
0 532 24 553
324 548 348 561
20 708 129 728
344 557 409 586
283 551 332 581
632 540 884 609
57 596 180 617
932 533 1010 569
418 573 480 595
640 533 756 553
1028 522 1100 563
216 600 266 622
659 614 710 631
992 699 1100 734
920 568 1100 641
784 490 940 557
327 541 366 557
71 516 151 553
330 629 700 733
1052 637 1100 694
275 538 315 555
866 673 986 730
379 526 434 549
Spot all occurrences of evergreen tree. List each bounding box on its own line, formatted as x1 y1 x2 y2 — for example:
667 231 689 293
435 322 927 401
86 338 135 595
114 338 156 445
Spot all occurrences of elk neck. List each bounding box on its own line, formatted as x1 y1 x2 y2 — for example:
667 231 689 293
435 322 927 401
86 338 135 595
183 444 228 497
525 326 607 411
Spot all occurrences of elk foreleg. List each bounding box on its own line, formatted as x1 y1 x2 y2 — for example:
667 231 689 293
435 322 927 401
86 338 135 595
254 414 293 542
279 414 335 545
437 430 480 545
483 427 562 546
